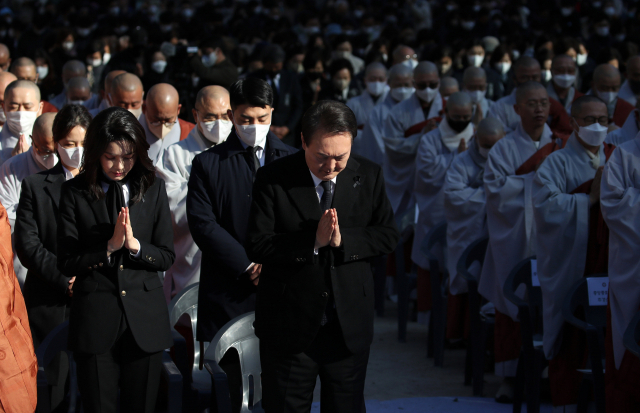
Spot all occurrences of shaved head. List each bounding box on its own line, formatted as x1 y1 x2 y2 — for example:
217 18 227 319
551 54 575 70
593 63 621 94
393 45 416 65
0 43 10 71
389 63 413 81
10 57 37 82
67 77 92 102
193 86 231 139
62 60 87 84
5 80 41 103
104 70 127 94
626 56 640 86
365 62 387 77
110 73 144 111
144 83 181 129
0 71 17 99
414 61 438 76
515 81 547 104
477 118 505 148
513 56 541 85
11 57 36 69
440 76 459 98
571 95 607 117
463 66 487 83
446 91 472 109
32 112 56 148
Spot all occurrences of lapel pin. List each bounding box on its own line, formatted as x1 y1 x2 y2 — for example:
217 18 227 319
353 176 361 188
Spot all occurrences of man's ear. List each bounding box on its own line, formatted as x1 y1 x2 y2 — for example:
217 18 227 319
227 109 234 124
192 108 198 124
142 101 146 115
301 133 307 150
37 101 43 116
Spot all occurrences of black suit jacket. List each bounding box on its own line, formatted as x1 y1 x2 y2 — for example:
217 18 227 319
15 164 71 349
249 69 304 132
246 151 399 354
187 131 297 342
57 174 175 354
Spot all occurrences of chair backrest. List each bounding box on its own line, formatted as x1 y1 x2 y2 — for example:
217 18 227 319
563 274 608 366
204 312 262 413
503 256 543 336
456 236 489 286
421 221 448 275
168 283 207 381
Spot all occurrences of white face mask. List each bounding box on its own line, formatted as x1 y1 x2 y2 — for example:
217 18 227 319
553 74 576 89
496 62 511 75
68 100 86 106
596 26 610 37
466 89 486 103
542 69 552 82
478 145 491 158
577 122 608 146
200 119 232 144
129 107 142 119
366 81 386 97
146 116 175 140
5 111 38 136
415 86 437 103
576 53 588 66
32 146 57 170
36 66 48 80
390 86 415 102
57 143 84 170
0 110 6 123
234 121 270 148
461 21 475 31
202 51 218 68
62 41 74 51
90 58 102 67
103 52 112 64
402 59 418 70
596 89 617 104
151 60 167 73
467 54 484 67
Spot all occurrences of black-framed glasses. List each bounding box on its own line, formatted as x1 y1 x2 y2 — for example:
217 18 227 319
576 116 608 125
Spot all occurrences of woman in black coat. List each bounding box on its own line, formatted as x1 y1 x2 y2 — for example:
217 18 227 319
57 107 175 413
15 104 91 410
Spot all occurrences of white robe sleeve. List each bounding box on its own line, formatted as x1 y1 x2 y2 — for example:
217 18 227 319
533 153 590 360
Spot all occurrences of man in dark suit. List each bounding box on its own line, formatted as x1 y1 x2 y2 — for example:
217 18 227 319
187 77 296 411
247 100 400 412
249 44 304 147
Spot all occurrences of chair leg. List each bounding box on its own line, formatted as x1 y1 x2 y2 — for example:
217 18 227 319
397 268 409 343
472 321 489 396
576 377 591 413
525 350 542 413
513 353 525 413
434 294 447 367
464 345 472 386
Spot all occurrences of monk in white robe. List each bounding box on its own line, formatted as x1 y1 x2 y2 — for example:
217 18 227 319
587 64 635 127
615 56 640 108
0 114 56 286
383 61 445 216
444 118 504 339
157 86 232 302
600 121 640 412
352 64 413 165
140 83 195 166
533 96 614 410
346 62 389 130
487 56 573 138
462 67 494 126
479 82 567 398
545 54 583 113
606 109 638 146
413 92 473 319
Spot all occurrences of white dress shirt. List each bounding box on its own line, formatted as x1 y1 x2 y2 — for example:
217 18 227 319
310 170 337 254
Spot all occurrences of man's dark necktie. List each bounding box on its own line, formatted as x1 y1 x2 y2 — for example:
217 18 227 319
245 146 260 173
319 180 332 326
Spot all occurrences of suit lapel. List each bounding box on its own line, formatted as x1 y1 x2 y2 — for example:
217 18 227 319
285 151 322 222
43 164 65 209
332 156 362 218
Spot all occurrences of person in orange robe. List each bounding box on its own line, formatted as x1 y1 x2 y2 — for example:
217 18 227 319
0 201 38 413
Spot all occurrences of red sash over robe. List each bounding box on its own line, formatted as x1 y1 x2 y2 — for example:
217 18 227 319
548 97 574 139
494 309 522 365
613 98 635 128
403 97 447 137
42 100 58 114
515 134 569 176
606 302 640 412
178 119 195 141
548 142 615 407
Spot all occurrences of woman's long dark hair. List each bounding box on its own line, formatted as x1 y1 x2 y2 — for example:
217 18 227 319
81 107 155 203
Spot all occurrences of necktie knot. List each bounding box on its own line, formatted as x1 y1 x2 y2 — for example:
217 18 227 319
320 180 331 192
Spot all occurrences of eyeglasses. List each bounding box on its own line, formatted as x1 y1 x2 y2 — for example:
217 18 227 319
404 54 418 60
149 119 178 127
416 81 440 90
525 100 550 109
31 138 55 156
576 116 608 125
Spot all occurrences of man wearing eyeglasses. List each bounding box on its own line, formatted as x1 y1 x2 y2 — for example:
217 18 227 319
533 95 614 410
140 83 195 166
0 112 56 286
479 81 567 402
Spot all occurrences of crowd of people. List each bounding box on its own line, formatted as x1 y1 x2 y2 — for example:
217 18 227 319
2 0 640 412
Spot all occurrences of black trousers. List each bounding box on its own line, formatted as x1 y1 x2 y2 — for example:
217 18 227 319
260 320 370 413
75 317 162 413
